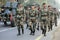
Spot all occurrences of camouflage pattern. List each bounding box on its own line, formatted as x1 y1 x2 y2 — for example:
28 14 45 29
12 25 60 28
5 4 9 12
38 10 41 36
48 8 54 31
15 7 25 35
40 8 48 36
25 9 30 29
28 9 38 35
53 8 58 26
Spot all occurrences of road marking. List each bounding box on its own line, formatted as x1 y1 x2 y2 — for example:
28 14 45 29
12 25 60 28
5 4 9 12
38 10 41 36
0 27 16 33
35 34 43 40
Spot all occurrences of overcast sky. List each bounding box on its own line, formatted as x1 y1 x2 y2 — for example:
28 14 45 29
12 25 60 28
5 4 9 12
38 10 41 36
55 0 60 4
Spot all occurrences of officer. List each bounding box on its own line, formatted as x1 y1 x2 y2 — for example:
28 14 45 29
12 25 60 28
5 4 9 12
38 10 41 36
28 5 38 35
40 3 48 36
48 5 53 31
15 3 25 35
53 8 58 26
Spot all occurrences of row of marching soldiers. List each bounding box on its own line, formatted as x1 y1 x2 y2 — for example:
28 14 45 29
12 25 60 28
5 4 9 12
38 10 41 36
15 3 59 36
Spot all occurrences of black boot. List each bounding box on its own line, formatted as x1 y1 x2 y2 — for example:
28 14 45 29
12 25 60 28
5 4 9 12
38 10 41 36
22 28 24 34
44 29 46 36
48 26 50 32
17 29 21 36
30 30 32 35
21 25 24 34
51 25 52 30
37 26 39 31
50 21 53 30
44 26 46 36
17 27 21 36
32 29 35 35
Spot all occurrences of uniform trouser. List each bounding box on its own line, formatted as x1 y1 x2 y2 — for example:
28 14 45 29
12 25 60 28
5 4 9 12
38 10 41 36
37 23 39 30
36 19 40 30
30 23 36 34
29 19 36 34
54 18 57 26
42 26 46 35
17 25 24 34
48 20 53 31
26 21 29 29
26 18 29 29
26 23 29 29
40 20 47 35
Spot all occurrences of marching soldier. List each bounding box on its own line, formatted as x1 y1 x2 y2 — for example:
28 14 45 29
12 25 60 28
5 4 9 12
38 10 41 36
28 5 38 35
48 5 54 31
37 6 41 31
15 3 25 35
40 3 48 36
53 8 58 26
25 6 31 29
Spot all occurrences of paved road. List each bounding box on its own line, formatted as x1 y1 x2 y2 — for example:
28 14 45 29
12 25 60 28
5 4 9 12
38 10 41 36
0 18 60 40
0 23 42 40
52 24 60 40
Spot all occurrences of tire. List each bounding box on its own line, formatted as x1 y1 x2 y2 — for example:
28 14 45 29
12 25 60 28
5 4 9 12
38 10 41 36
4 21 7 25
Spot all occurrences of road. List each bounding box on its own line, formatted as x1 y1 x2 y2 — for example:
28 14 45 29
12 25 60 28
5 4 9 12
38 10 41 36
0 18 60 40
52 23 60 40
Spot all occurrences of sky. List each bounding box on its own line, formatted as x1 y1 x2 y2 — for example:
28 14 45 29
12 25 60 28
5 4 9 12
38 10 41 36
55 0 60 4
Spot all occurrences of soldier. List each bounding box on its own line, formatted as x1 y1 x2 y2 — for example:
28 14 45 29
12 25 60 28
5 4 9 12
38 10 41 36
48 5 54 31
28 5 38 35
25 6 31 29
37 6 41 31
53 8 58 26
40 3 48 36
15 3 25 35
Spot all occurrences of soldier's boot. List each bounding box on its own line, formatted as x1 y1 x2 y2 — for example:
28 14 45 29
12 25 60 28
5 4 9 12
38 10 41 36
51 25 52 30
32 29 35 35
17 27 21 36
22 28 24 34
48 26 50 32
37 26 39 31
30 26 32 35
50 22 52 30
30 29 33 35
32 23 36 35
55 20 57 26
26 24 29 29
55 23 57 26
44 29 46 36
37 23 39 31
21 25 24 34
50 21 53 30
44 26 46 36
40 26 44 34
42 28 44 34
41 26 43 30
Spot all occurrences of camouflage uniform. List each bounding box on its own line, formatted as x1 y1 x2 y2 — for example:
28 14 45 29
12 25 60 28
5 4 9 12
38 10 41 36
37 8 42 31
48 9 54 31
53 8 58 26
28 9 38 35
40 8 48 36
25 9 30 29
15 7 25 35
